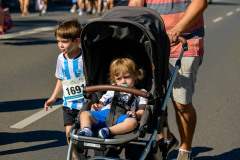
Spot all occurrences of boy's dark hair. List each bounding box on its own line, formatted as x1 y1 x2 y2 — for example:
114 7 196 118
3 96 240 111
55 19 83 41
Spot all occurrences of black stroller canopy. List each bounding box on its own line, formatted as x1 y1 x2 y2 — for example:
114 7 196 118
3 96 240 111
81 6 170 93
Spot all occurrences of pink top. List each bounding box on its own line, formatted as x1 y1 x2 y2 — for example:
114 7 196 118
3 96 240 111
144 0 204 58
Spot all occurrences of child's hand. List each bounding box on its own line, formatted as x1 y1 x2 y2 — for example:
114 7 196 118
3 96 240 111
126 111 136 118
44 98 56 111
91 103 103 111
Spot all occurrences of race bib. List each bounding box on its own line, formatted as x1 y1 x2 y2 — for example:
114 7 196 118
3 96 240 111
62 76 86 101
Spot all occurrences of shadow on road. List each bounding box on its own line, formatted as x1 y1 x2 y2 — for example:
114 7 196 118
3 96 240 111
0 130 66 155
167 146 240 160
0 98 61 112
2 38 57 46
6 19 59 33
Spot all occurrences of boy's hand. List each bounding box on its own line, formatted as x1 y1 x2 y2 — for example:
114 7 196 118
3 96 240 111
91 103 103 111
126 111 136 118
44 98 56 111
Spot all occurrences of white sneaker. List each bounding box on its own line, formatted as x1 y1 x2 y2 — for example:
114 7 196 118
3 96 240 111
42 10 46 14
79 11 83 16
92 8 96 14
70 9 76 13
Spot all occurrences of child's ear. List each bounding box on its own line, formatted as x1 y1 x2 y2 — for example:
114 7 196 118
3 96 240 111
75 38 81 44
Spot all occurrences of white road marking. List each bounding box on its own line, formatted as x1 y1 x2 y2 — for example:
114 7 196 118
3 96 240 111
0 17 99 40
10 101 62 129
236 8 240 12
226 11 234 16
213 17 223 23
0 26 56 40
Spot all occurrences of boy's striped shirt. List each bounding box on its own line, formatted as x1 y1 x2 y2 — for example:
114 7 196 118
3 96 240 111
55 53 84 110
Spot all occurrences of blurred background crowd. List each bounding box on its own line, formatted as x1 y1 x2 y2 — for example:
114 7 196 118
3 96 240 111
0 0 123 17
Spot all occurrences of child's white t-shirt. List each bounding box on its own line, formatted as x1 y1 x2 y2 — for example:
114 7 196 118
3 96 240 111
99 89 148 111
55 53 84 110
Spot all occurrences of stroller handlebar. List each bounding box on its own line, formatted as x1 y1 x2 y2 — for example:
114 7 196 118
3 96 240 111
178 36 188 51
178 36 186 44
170 36 188 51
85 85 149 98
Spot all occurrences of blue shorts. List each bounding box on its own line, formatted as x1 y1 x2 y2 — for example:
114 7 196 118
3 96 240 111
88 109 135 127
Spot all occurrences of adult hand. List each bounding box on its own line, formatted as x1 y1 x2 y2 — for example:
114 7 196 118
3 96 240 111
166 27 181 43
44 98 56 111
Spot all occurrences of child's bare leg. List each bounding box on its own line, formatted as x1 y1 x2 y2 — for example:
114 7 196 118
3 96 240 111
65 124 77 158
80 111 97 129
109 118 137 135
77 111 97 137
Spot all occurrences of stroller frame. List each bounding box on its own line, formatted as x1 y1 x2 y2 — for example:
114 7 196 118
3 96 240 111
67 6 188 160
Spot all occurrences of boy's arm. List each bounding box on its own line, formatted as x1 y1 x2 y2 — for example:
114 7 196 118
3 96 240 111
44 79 63 111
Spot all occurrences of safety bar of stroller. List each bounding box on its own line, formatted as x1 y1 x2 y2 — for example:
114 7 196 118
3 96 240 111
85 85 151 99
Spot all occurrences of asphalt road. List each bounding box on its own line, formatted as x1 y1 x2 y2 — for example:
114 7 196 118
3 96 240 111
0 0 240 160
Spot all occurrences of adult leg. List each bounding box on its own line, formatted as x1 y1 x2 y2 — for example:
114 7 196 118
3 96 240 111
161 56 201 158
97 0 102 15
24 0 29 15
78 0 84 15
158 117 173 140
170 56 201 159
86 0 93 14
71 0 78 13
173 101 196 152
19 0 24 16
43 0 47 12
158 116 179 155
108 0 114 9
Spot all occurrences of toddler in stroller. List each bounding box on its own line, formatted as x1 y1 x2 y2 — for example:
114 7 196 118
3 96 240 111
77 57 148 138
67 6 188 160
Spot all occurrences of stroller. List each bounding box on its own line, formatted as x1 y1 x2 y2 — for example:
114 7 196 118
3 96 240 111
67 6 187 160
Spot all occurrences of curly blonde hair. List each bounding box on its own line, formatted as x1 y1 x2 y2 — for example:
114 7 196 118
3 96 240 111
109 58 144 84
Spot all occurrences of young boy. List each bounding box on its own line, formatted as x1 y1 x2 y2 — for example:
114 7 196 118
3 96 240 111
44 19 84 148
